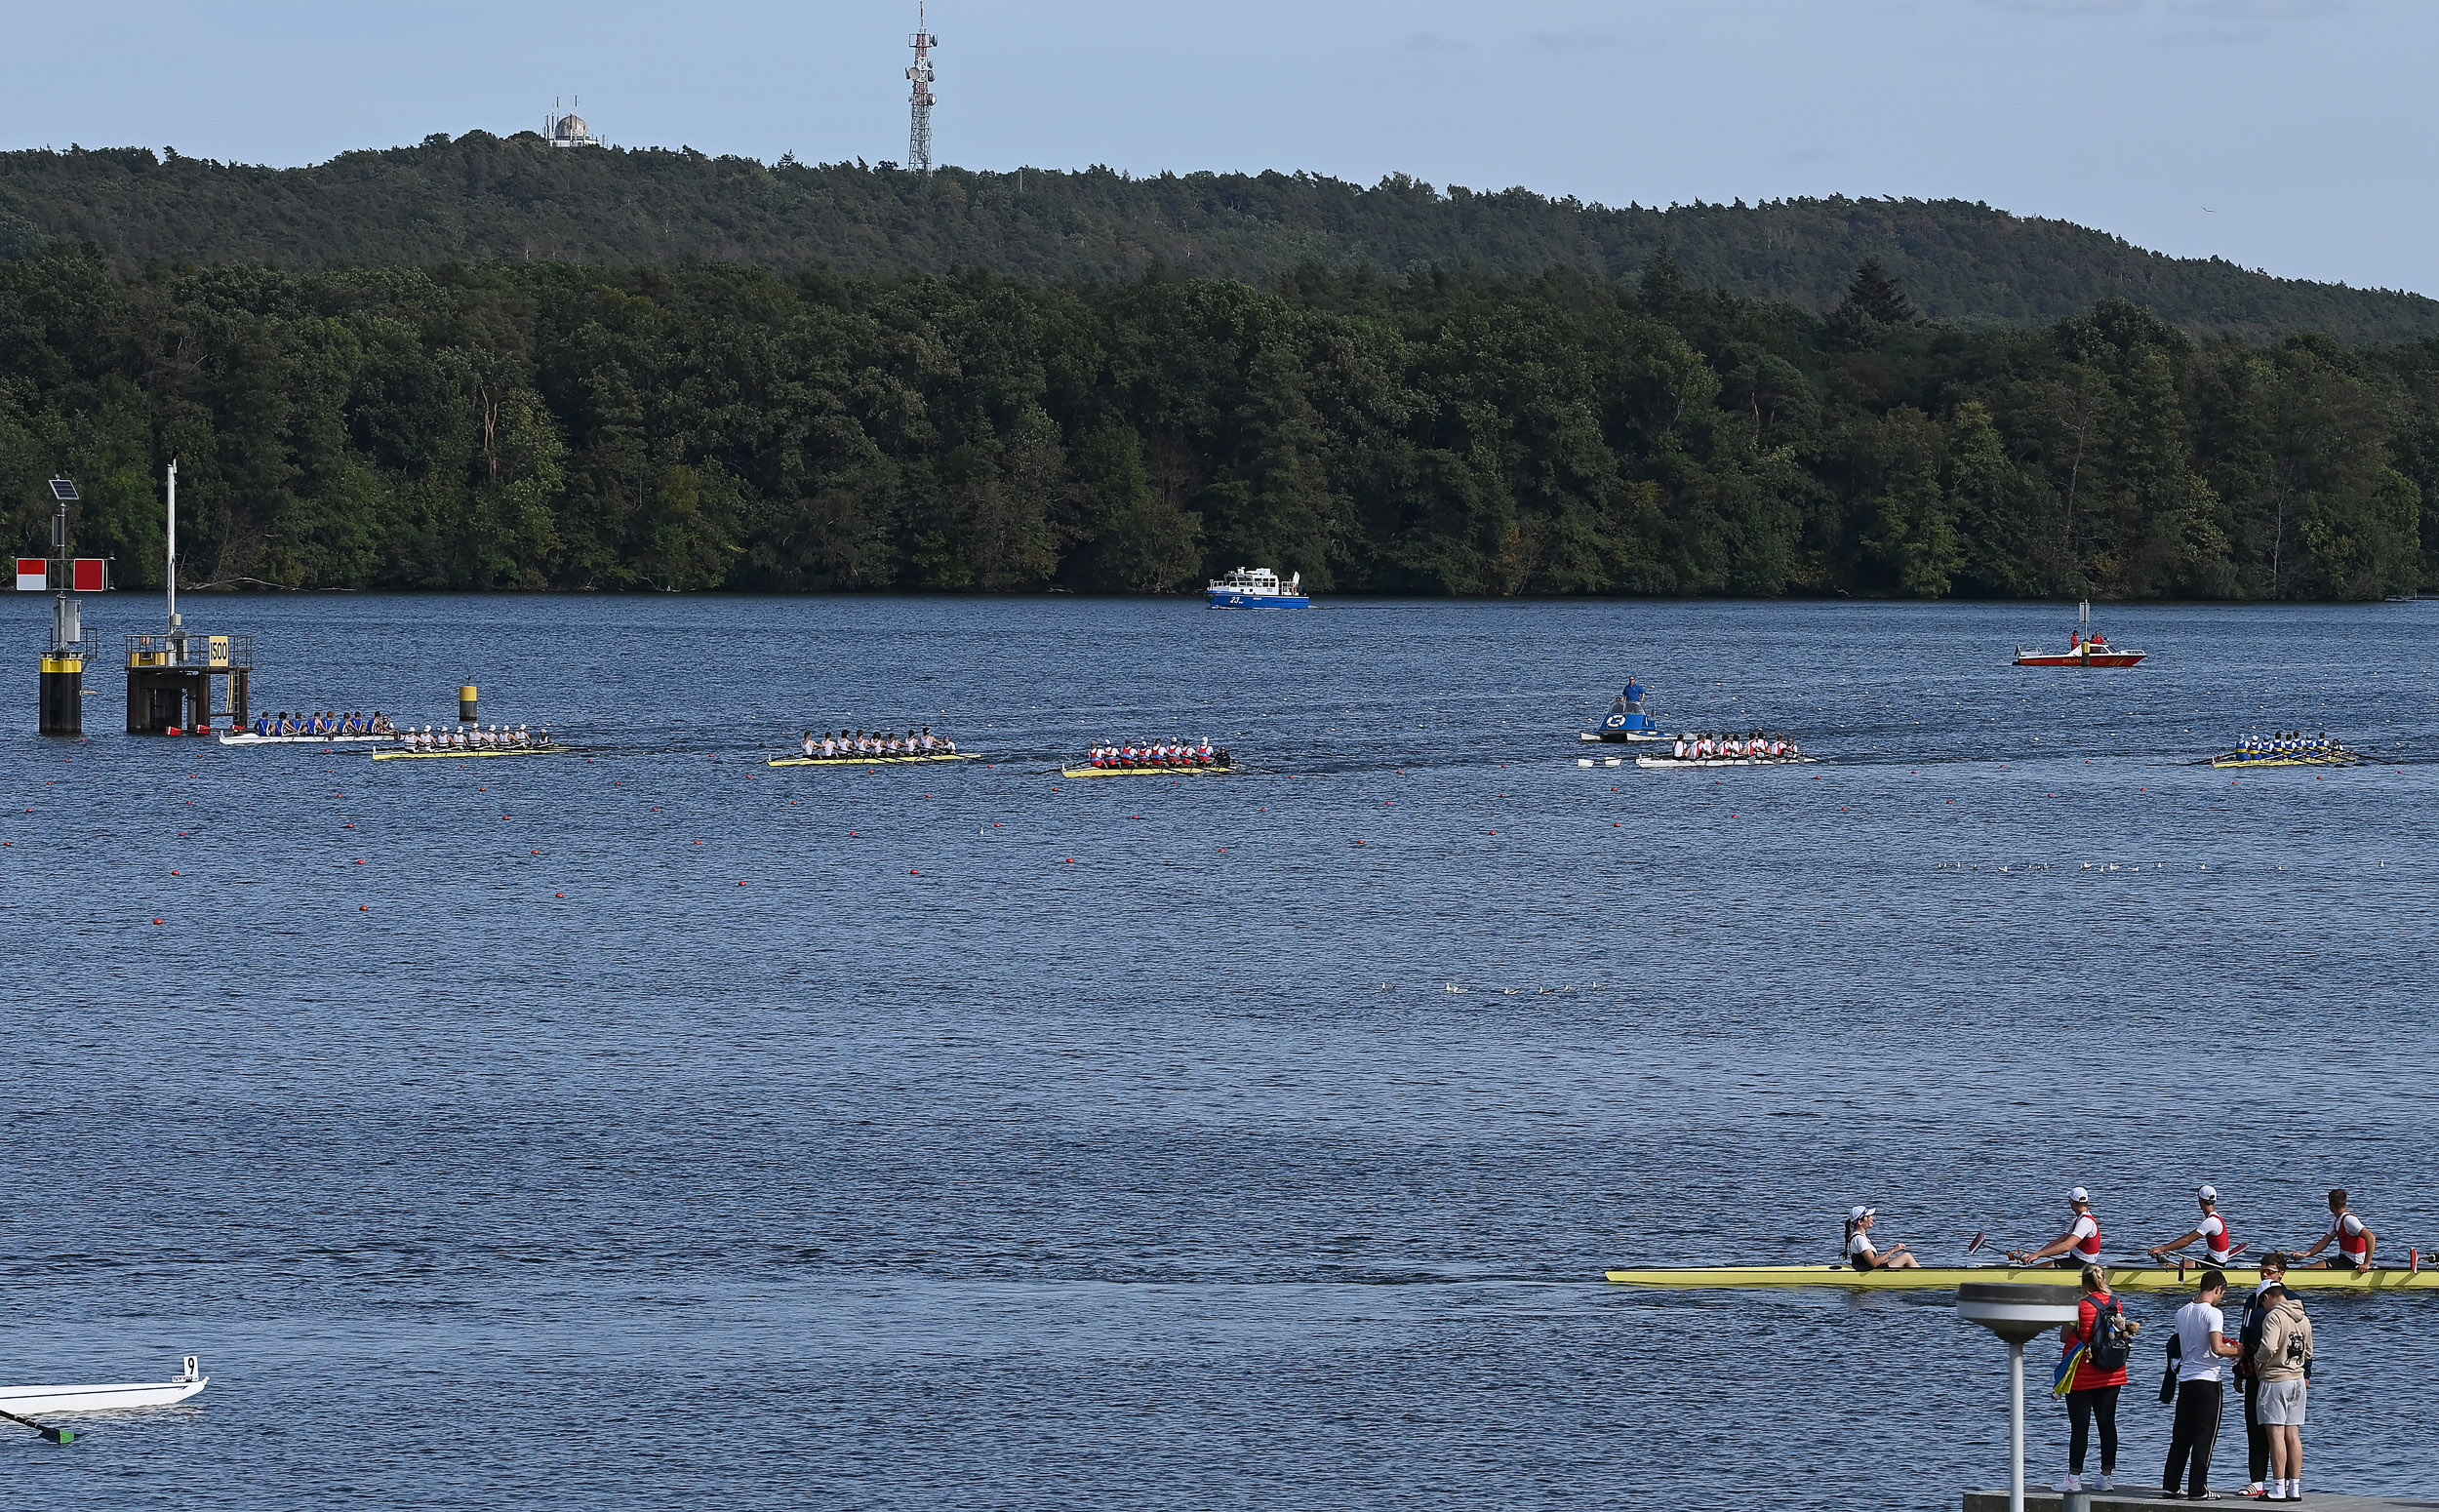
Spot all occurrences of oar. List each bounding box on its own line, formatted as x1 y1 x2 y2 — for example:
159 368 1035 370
1967 1232 1987 1256
0 1407 73 1444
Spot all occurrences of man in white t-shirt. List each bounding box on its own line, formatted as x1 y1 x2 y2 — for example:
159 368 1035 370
2163 1271 2243 1499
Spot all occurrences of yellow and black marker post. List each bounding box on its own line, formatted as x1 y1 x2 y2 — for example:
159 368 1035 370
38 650 81 736
460 685 478 724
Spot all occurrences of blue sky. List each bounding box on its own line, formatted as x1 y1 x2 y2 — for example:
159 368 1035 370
5 1 2430 295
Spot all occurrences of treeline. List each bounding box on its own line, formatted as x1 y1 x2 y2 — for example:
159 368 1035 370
0 247 2429 600
7 137 2439 343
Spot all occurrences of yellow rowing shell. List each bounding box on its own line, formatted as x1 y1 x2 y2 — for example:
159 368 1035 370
767 753 979 768
1058 764 1233 778
371 744 569 761
1604 1264 2439 1293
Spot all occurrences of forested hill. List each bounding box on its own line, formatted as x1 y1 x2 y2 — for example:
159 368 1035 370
3 133 2436 343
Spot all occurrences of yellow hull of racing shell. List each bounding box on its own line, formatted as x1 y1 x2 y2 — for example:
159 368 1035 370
372 744 568 761
2209 753 2361 769
1603 1263 2439 1292
768 752 979 767
1059 762 1232 778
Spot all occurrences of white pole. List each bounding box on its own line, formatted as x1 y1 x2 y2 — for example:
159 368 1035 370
2009 1340 2027 1512
166 458 179 630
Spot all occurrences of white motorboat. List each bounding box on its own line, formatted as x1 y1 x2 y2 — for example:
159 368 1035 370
1 1356 207 1414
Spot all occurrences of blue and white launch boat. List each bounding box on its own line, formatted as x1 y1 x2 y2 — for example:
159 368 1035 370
1206 567 1311 609
1579 678 1674 743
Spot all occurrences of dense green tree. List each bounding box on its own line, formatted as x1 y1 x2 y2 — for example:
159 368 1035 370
0 248 2424 600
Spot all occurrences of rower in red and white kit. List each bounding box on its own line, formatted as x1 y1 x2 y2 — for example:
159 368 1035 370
2014 1186 2104 1268
2148 1184 2236 1269
2296 1188 2377 1271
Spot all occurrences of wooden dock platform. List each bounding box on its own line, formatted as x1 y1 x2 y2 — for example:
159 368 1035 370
1968 1491 2439 1512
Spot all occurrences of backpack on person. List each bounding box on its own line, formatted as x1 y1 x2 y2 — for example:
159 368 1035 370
2086 1294 2134 1373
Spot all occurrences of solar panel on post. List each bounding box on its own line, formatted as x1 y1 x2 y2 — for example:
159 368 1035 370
47 477 78 502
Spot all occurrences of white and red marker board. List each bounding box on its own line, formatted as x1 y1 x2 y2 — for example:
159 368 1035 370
15 558 44 591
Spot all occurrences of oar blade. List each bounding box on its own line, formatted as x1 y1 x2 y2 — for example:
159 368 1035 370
1967 1231 1986 1255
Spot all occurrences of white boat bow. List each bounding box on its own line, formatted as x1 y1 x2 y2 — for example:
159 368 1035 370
1 1356 207 1414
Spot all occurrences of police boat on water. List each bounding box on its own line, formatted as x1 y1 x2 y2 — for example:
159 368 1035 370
1579 677 1676 743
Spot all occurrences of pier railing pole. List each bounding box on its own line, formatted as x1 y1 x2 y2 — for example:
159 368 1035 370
2009 1339 2026 1512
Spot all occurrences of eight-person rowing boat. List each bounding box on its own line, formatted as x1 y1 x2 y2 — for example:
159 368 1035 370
2210 731 2361 768
372 724 561 759
220 710 397 744
1061 740 1231 778
1636 732 1813 768
770 727 970 767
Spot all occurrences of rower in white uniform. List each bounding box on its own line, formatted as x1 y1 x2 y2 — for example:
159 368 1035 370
2147 1185 2236 1270
2013 1187 2105 1268
1843 1206 1922 1271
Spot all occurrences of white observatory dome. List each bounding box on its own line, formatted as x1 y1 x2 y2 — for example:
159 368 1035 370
555 114 590 139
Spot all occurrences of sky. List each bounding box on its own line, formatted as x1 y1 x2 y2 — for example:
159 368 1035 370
3 0 2431 295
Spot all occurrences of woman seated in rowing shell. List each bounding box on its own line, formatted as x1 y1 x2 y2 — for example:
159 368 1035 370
1844 1206 1921 1270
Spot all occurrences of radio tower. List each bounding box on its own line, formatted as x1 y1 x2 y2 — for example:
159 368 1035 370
906 2 939 173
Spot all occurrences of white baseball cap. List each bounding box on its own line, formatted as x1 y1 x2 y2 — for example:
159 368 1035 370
2198 1185 2219 1201
2068 1186 2091 1203
1850 1205 1875 1219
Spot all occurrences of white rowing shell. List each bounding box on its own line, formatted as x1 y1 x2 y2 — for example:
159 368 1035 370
1634 755 1819 768
217 733 388 744
1 1360 207 1414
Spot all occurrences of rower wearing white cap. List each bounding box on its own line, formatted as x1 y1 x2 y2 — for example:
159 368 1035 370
2149 1185 2237 1270
1842 1206 1920 1271
2013 1187 2104 1267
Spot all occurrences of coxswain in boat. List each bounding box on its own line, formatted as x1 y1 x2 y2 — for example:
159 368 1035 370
1844 1206 1921 1270
2295 1188 2375 1271
2148 1185 2236 1270
2012 1186 2103 1267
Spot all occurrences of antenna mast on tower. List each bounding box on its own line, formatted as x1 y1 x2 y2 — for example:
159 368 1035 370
906 2 938 173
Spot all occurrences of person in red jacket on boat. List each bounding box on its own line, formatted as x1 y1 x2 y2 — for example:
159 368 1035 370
2013 1187 2104 1267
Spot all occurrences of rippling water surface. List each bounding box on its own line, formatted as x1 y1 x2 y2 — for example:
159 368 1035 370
3 594 2434 1510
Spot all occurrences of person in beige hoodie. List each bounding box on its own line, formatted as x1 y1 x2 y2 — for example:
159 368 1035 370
2254 1281 2315 1501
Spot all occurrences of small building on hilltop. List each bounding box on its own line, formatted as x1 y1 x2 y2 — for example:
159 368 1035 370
544 100 602 148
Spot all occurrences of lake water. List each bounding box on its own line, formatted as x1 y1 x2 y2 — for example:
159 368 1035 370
3 593 2434 1510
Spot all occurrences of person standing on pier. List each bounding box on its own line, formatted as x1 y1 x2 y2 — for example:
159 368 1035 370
2253 1281 2314 1501
2056 1263 2138 1493
2237 1252 2294 1499
2163 1270 2243 1500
